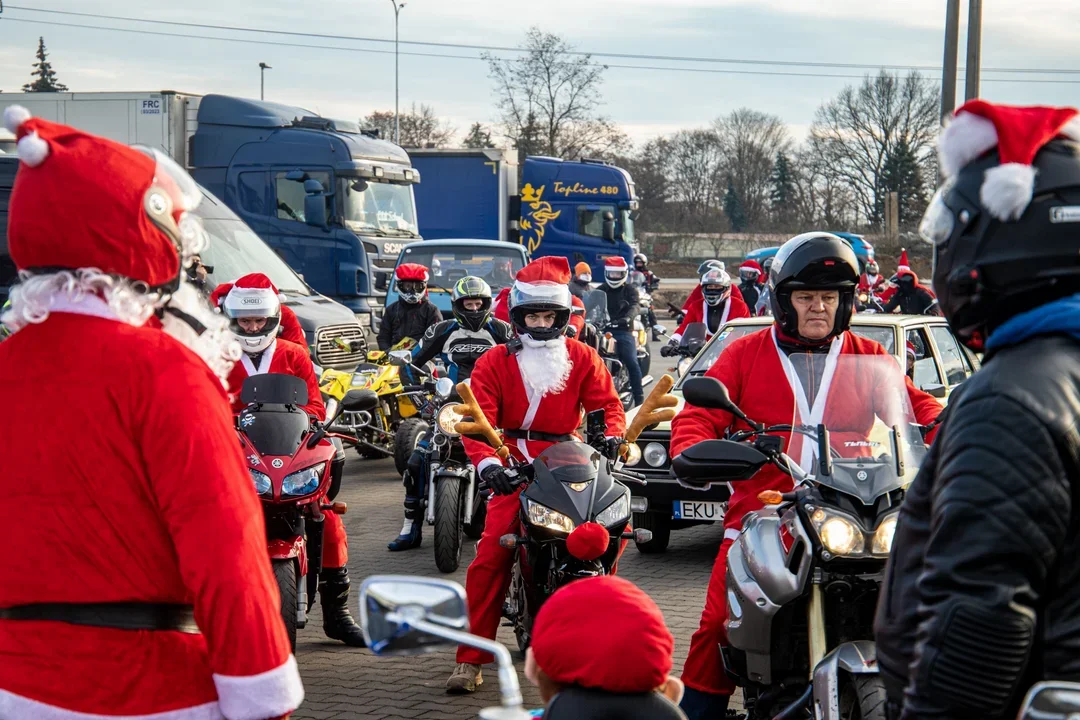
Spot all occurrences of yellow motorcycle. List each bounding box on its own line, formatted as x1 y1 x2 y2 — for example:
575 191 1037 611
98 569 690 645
319 337 428 474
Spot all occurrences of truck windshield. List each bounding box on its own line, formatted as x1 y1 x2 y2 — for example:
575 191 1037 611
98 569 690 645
199 217 310 295
621 209 636 245
397 246 525 294
341 179 419 237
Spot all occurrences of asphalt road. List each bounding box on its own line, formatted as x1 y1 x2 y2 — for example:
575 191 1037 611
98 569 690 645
293 319 733 719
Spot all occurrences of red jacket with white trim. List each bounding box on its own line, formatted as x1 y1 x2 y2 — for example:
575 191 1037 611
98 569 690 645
227 339 326 419
674 293 751 340
681 282 745 313
671 326 942 531
0 313 301 719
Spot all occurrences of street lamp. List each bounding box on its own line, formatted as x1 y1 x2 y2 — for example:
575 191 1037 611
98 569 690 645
388 1 405 144
259 62 272 101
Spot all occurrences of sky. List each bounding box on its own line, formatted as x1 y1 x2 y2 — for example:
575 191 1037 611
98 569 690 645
2 1 1079 148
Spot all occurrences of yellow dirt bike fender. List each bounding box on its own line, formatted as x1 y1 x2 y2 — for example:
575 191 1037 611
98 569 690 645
318 368 355 401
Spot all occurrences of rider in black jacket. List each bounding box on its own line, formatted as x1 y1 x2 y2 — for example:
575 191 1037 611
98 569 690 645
881 271 940 315
875 101 1080 720
598 257 644 407
378 262 443 351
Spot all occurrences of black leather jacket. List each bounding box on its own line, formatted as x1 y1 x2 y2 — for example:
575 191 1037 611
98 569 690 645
598 283 640 330
875 335 1080 719
377 299 442 350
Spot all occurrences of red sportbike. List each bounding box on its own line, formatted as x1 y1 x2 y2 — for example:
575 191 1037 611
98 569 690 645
237 374 376 648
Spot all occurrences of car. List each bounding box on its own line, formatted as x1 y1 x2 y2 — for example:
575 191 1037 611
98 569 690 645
624 313 980 553
746 232 875 272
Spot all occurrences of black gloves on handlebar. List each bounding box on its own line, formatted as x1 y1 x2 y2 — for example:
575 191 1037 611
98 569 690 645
481 464 519 496
604 436 627 461
660 341 678 357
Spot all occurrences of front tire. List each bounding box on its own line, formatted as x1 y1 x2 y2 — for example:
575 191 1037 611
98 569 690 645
839 674 888 720
633 510 672 554
271 558 298 651
433 476 464 573
393 418 427 475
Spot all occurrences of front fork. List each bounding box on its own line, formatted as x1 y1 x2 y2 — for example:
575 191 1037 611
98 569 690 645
425 462 476 525
808 577 827 677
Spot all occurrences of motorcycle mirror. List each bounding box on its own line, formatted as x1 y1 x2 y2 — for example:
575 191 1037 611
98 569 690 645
920 382 947 399
435 377 455 399
358 575 468 655
388 350 412 366
1016 681 1080 720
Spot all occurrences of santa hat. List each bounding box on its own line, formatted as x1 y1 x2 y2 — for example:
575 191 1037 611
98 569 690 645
939 100 1080 222
515 256 571 286
897 249 911 275
604 256 628 269
222 273 283 316
740 260 763 274
530 576 674 694
906 341 918 360
395 263 430 282
211 275 287 309
3 105 184 287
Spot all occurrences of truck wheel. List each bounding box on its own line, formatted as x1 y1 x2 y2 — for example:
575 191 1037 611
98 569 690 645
633 510 671 554
271 558 298 651
393 419 427 475
839 674 888 720
463 492 487 540
433 476 464 574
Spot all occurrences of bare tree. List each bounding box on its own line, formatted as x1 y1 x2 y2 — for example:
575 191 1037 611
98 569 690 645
790 146 857 229
616 137 673 232
666 128 727 233
362 103 455 148
484 28 627 159
808 71 939 224
713 109 789 230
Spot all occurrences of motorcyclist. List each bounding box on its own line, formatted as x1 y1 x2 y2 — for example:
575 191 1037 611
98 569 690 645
633 254 665 340
495 283 589 342
858 259 886 297
664 267 750 354
378 262 443 351
569 261 592 300
737 260 762 310
211 278 309 352
598 256 645 407
485 256 517 288
445 256 626 695
881 269 940 315
669 232 942 719
525 576 687 719
876 100 1080 720
682 260 746 320
387 276 513 551
755 257 774 315
0 108 303 717
221 273 366 648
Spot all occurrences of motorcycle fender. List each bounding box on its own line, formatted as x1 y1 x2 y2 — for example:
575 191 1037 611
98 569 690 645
811 641 879 720
268 537 308 578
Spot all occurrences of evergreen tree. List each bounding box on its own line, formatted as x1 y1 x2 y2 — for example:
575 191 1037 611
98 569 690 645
462 122 496 149
769 151 797 228
23 37 68 93
879 138 926 227
723 177 747 232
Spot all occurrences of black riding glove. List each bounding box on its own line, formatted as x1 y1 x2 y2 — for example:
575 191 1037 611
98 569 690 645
481 463 518 496
604 437 627 461
660 342 678 357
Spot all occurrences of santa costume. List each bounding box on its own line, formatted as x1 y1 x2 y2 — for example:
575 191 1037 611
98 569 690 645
494 284 588 340
453 257 626 676
681 274 745 315
672 268 751 342
210 280 307 352
0 107 302 718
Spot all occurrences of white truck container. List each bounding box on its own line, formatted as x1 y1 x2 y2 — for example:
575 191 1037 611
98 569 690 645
2 91 201 167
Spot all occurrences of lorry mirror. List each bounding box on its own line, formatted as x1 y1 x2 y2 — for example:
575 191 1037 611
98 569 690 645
304 195 329 229
602 215 616 242
304 178 325 194
285 169 306 182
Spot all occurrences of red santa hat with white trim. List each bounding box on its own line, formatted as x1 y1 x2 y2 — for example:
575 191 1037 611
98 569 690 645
938 100 1080 222
210 276 287 310
221 273 285 317
896 249 911 275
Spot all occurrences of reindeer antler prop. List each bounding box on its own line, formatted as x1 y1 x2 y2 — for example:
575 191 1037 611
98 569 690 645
625 374 679 443
452 382 511 460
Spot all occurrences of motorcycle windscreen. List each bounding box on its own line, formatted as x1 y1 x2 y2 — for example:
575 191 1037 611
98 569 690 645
584 289 610 328
530 441 621 524
240 373 309 406
239 407 310 457
680 322 707 353
783 352 927 505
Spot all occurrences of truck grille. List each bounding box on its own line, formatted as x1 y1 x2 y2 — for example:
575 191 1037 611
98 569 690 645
314 324 368 369
373 257 397 270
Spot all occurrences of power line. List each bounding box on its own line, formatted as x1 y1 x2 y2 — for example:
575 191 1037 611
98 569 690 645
8 4 1080 76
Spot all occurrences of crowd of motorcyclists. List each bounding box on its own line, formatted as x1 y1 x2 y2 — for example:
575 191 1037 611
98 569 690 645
2 96 1079 720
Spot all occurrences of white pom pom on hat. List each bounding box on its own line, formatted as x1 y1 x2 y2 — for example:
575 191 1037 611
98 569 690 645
3 104 50 168
3 105 31 134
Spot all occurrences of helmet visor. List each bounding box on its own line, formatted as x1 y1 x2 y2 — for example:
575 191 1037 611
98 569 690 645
510 281 571 311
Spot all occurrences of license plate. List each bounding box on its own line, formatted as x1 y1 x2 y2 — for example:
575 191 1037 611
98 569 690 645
672 500 724 521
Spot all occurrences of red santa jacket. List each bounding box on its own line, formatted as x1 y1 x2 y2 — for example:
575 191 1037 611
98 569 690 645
858 273 887 296
674 293 751 340
0 310 301 719
227 338 325 419
494 287 586 340
671 326 942 531
280 305 308 352
681 282 745 314
462 339 626 471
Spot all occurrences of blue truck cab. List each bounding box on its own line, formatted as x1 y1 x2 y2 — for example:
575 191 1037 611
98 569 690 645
189 95 422 325
745 231 875 271
520 156 638 275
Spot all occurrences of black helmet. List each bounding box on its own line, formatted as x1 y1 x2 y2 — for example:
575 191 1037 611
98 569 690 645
769 232 859 342
451 276 493 332
921 139 1080 351
697 259 723 277
508 280 572 342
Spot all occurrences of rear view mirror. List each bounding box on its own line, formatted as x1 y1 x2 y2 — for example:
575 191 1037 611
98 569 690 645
602 210 616 242
388 349 412 366
284 169 306 182
682 376 737 413
920 382 947 399
671 439 768 484
359 575 468 655
303 178 325 194
1016 681 1080 720
304 194 328 229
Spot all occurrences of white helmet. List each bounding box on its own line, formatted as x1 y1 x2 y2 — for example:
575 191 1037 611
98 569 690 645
223 273 283 354
700 268 732 307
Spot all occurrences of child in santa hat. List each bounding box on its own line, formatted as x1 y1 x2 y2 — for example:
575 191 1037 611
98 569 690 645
0 106 303 718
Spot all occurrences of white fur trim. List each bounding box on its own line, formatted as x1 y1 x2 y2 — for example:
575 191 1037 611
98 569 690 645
213 654 304 720
3 104 30 133
980 163 1038 222
477 456 504 474
939 111 999 178
0 688 224 720
17 131 50 167
1060 115 1080 142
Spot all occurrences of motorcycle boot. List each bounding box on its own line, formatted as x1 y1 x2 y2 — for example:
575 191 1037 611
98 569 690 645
679 687 729 720
388 455 425 551
318 566 367 647
445 662 483 694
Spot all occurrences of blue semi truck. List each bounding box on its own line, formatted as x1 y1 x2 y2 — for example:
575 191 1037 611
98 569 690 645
408 149 639 274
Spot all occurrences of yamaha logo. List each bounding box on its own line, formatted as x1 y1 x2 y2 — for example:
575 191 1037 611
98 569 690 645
856 470 868 482
272 458 284 469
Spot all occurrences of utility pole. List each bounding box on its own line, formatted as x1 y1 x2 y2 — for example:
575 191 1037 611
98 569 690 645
965 0 983 101
388 1 406 145
259 62 272 101
941 0 961 123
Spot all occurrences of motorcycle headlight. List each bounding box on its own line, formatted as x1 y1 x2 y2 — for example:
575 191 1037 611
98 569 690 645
595 494 631 528
637 329 647 345
872 513 898 556
624 442 642 467
352 370 377 386
436 404 463 437
526 498 576 534
249 469 272 496
810 508 865 557
282 465 323 497
644 442 668 468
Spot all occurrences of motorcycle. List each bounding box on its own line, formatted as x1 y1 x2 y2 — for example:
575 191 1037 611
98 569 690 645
673 355 928 720
631 270 661 342
584 289 654 410
855 290 885 314
236 373 377 649
657 322 708 378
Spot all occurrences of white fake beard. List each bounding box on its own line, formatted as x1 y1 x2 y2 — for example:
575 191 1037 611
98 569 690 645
159 280 242 385
518 334 573 397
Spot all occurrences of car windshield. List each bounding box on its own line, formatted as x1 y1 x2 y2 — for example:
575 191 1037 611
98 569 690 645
396 245 525 293
198 217 310 295
340 178 419 237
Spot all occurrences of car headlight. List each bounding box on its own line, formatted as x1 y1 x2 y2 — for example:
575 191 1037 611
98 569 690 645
436 404 463 437
872 513 898 555
282 465 323 497
595 493 631 528
644 442 668 468
249 469 272 495
810 508 864 557
526 498 576 534
625 442 642 466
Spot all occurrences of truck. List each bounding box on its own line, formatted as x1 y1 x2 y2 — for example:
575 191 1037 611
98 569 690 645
4 91 424 328
409 149 639 275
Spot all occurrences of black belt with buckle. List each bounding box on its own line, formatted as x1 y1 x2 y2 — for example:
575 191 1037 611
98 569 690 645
503 429 576 443
0 602 200 634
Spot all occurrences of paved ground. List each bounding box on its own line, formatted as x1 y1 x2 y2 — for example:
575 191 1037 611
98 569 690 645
293 325 732 719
